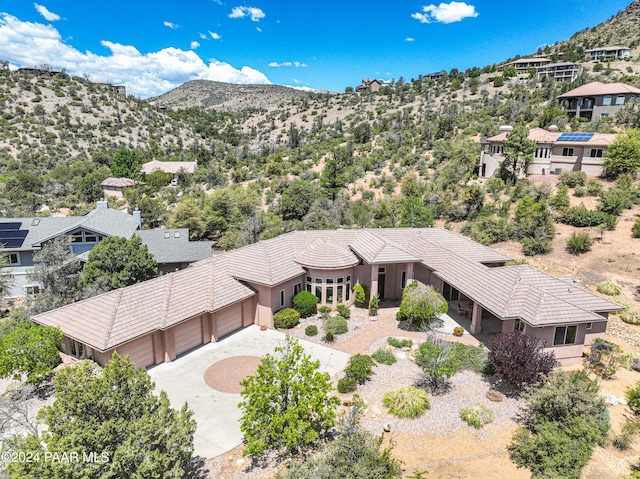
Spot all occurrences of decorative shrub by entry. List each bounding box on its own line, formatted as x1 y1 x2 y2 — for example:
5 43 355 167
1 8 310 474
273 308 300 329
293 291 318 317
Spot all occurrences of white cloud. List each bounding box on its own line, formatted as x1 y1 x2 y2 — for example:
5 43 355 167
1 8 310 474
412 2 478 24
199 32 207 39
256 27 262 32
208 31 221 40
228 6 265 21
0 13 271 98
405 37 414 42
34 3 60 22
268 61 307 68
163 21 179 29
190 41 200 49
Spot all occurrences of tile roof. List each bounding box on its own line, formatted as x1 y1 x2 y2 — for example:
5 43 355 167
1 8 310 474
135 229 211 264
294 237 359 269
485 127 616 147
141 160 197 175
558 81 640 98
101 177 136 187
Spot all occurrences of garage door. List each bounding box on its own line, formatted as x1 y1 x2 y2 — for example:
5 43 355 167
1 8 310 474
116 335 155 369
216 303 243 338
174 318 203 356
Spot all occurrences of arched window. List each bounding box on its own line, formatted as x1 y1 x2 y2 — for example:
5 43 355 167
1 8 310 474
602 95 612 106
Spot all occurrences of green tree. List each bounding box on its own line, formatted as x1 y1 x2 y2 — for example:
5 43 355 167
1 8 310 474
399 196 434 228
396 282 447 328
498 125 536 183
8 354 196 479
0 321 63 385
202 187 260 237
603 129 640 178
168 197 207 239
320 148 349 201
239 335 340 456
77 166 111 203
110 148 144 179
0 248 15 298
80 236 158 293
278 179 320 221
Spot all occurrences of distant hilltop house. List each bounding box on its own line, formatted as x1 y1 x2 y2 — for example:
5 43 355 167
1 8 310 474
92 80 127 96
425 71 447 81
536 62 583 83
479 125 617 178
584 46 631 62
141 160 197 180
30 228 621 369
0 201 211 298
101 177 136 199
356 79 383 93
503 57 552 75
16 65 66 77
558 81 640 121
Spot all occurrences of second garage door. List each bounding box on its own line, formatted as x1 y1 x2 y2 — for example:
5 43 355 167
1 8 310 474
116 335 155 369
174 318 203 356
216 302 243 338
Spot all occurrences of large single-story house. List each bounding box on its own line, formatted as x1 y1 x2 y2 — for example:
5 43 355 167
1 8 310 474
101 177 136 199
141 160 197 179
0 202 210 297
479 126 617 178
31 228 622 367
558 81 640 121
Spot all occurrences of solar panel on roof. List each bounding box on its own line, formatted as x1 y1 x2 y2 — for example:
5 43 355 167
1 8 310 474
557 132 594 142
0 222 21 231
0 229 28 248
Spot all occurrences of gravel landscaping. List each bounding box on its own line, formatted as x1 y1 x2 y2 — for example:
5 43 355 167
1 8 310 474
285 306 379 346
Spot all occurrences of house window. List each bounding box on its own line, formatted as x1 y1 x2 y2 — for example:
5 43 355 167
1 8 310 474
326 286 334 305
378 267 386 274
586 322 593 330
24 285 40 295
590 149 603 158
514 318 525 332
306 277 312 293
401 270 407 289
553 325 577 346
315 285 322 302
562 148 574 157
69 339 85 358
616 95 625 106
69 229 102 244
6 253 20 265
337 285 343 303
294 282 302 296
345 281 351 302
280 290 285 308
603 95 612 106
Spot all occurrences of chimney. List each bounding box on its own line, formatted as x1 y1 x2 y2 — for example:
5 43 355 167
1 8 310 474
498 125 513 133
96 200 109 209
548 124 559 132
132 208 142 229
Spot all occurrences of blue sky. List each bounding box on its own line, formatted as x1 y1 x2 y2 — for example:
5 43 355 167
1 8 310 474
0 1 632 98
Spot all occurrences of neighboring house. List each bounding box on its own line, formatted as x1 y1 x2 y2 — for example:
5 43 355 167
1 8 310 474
16 66 64 77
584 46 631 62
134 229 211 274
479 126 616 178
503 58 552 75
536 62 582 83
101 177 136 199
92 81 127 95
32 228 621 368
557 81 640 121
0 202 210 297
355 79 382 93
141 160 197 180
425 71 446 81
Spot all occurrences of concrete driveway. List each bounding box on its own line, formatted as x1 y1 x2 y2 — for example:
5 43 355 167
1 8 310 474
147 325 350 458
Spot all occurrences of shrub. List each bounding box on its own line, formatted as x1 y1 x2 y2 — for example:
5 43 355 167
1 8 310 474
324 316 348 335
318 305 332 316
387 337 412 348
586 179 604 196
337 376 357 393
344 354 376 384
324 331 335 343
396 283 447 329
584 339 622 379
622 310 640 325
353 283 366 307
383 386 431 418
305 324 318 336
453 326 464 337
566 231 594 255
521 237 552 256
368 296 379 316
293 291 319 317
460 403 494 428
596 281 622 296
633 218 640 238
372 348 397 365
627 383 640 414
613 417 640 450
559 204 616 228
574 185 587 197
273 308 301 329
598 190 625 216
461 216 513 245
336 304 350 319
488 332 557 389
558 171 587 188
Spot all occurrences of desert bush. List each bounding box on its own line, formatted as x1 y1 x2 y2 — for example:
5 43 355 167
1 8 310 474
387 337 412 348
344 354 376 384
627 383 640 415
383 386 431 419
559 204 616 228
574 185 587 197
558 171 587 188
584 339 622 379
372 348 397 365
273 308 300 329
368 296 379 316
566 231 594 255
293 291 319 317
337 376 357 393
613 417 640 450
453 326 464 337
318 305 332 317
305 324 318 336
598 190 626 216
521 237 552 256
461 216 513 245
586 179 604 196
622 310 640 325
460 403 494 428
336 304 350 319
353 283 366 307
396 283 447 329
633 218 640 238
488 332 557 389
324 316 348 335
597 281 623 296
324 331 334 343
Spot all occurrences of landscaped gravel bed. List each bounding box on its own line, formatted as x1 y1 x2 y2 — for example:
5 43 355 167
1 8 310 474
284 306 378 345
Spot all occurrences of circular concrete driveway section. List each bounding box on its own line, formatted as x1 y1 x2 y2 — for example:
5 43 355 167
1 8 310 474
147 325 351 459
204 356 261 393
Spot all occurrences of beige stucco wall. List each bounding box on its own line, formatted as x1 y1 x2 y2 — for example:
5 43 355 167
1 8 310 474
528 322 593 365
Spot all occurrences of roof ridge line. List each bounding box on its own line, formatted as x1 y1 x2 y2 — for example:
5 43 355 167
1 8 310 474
103 289 124 350
207 259 216 311
161 274 174 328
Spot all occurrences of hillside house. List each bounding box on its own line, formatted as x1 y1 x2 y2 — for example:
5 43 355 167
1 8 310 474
503 58 552 75
536 62 582 83
101 177 136 199
584 46 631 61
558 81 640 121
356 79 383 93
479 126 616 178
0 202 210 297
141 160 197 180
93 81 127 95
31 228 621 368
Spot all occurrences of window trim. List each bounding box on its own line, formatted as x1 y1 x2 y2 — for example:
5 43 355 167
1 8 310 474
293 282 302 297
6 252 20 265
553 325 578 346
401 270 407 289
279 289 285 308
586 322 593 330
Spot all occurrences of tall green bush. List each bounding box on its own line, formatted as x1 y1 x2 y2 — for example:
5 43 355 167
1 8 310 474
353 283 366 307
273 308 300 329
293 291 318 317
566 231 594 255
